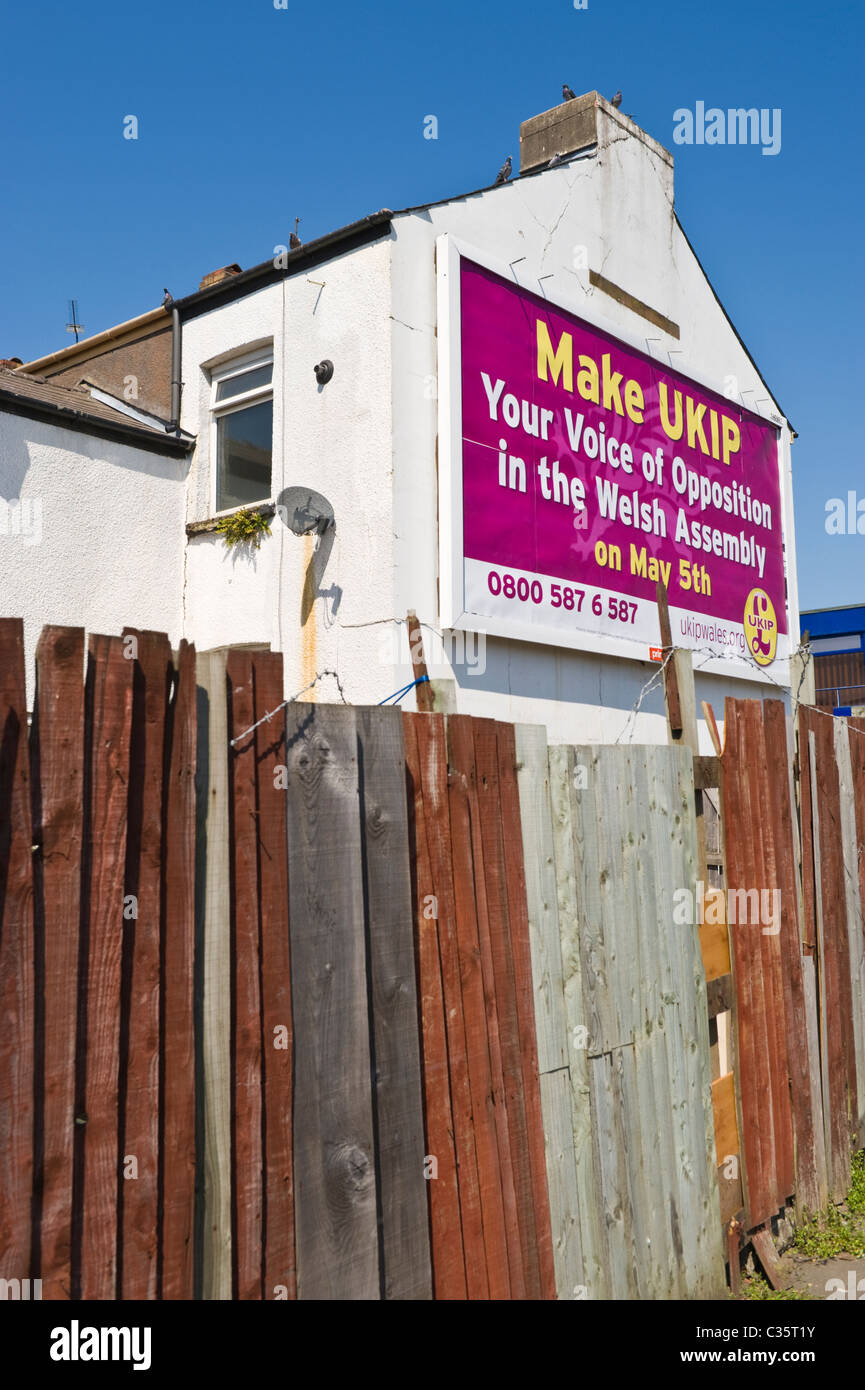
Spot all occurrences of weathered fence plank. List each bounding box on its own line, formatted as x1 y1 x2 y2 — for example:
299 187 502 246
548 743 605 1299
80 635 133 1300
32 626 84 1300
764 700 821 1217
515 727 581 1300
473 717 532 1299
724 701 787 1228
160 640 197 1300
410 713 486 1297
121 630 171 1299
227 652 264 1300
801 707 855 1198
356 705 432 1301
0 618 36 1286
254 652 295 1302
446 715 510 1299
286 703 379 1300
197 649 233 1301
403 714 467 1300
835 720 865 1144
496 721 556 1300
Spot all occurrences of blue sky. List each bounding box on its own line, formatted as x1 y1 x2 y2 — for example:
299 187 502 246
1 0 862 610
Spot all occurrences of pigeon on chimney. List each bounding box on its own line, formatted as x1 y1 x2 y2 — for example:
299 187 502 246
563 83 576 101
495 155 512 185
290 217 302 249
162 288 174 309
611 90 622 108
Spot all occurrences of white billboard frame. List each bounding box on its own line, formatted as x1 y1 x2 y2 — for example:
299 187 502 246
435 232 795 688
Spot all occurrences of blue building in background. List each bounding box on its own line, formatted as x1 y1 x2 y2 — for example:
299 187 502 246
800 603 865 713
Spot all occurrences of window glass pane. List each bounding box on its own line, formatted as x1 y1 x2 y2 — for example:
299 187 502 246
215 362 273 402
217 400 273 511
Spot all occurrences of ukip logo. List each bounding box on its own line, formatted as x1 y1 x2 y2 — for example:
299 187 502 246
744 588 777 666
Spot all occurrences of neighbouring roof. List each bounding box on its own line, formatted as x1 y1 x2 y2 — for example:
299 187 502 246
0 368 192 456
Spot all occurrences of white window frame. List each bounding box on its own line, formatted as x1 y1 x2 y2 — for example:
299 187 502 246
210 349 274 516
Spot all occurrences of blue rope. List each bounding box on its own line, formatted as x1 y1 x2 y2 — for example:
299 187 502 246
379 674 430 706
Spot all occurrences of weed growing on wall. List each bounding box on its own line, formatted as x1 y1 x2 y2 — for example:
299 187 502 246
215 508 272 550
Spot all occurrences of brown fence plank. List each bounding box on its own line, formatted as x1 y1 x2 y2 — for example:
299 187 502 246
473 718 533 1299
80 634 133 1300
227 651 263 1300
446 715 510 1299
121 630 171 1299
160 640 197 1300
751 704 795 1208
403 714 467 1301
723 700 771 1228
357 705 432 1300
286 703 379 1300
413 713 487 1298
763 701 820 1215
496 721 557 1301
0 618 35 1285
33 626 85 1299
253 651 295 1302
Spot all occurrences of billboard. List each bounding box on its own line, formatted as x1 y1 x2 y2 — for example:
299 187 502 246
437 238 791 680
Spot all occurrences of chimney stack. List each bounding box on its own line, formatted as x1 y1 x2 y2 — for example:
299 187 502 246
199 263 242 292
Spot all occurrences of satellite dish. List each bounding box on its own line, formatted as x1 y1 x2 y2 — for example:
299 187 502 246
275 486 334 536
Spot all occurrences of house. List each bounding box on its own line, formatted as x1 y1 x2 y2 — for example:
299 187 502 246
10 91 800 742
0 368 192 704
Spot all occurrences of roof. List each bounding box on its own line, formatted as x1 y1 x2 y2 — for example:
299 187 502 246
15 126 790 431
0 368 192 456
800 604 865 638
20 307 167 376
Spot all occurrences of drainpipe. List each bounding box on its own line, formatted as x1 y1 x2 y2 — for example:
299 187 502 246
166 305 181 433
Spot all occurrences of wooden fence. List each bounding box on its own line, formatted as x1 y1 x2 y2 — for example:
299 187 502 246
2 619 865 1299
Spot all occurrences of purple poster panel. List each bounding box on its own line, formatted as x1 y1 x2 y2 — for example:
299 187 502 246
458 256 787 670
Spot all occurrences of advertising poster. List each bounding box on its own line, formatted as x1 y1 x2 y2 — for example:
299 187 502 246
445 250 788 674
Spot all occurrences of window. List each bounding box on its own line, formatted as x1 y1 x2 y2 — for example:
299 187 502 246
211 354 273 513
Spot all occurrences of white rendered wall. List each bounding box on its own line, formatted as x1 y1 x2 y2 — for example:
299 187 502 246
180 240 396 707
0 412 186 706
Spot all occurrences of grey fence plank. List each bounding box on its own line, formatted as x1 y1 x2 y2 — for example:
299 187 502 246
356 705 432 1301
516 726 580 1300
549 744 606 1298
197 650 233 1302
515 726 568 1074
286 703 379 1300
628 746 680 1300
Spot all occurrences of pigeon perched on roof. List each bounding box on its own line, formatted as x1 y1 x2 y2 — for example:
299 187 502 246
162 288 174 309
548 151 563 167
611 90 622 108
495 155 512 185
289 217 302 249
563 83 576 101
